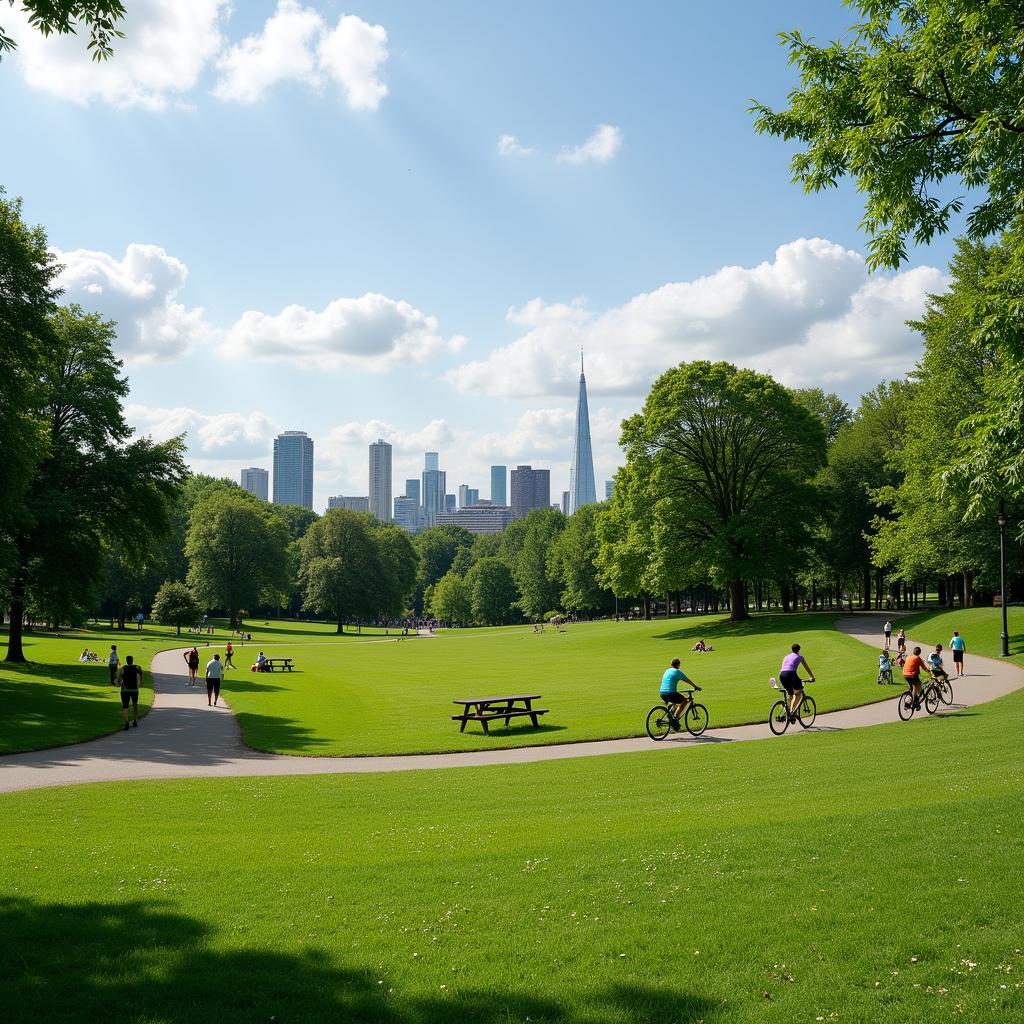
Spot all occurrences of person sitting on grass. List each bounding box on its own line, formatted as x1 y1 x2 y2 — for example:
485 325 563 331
659 658 702 732
877 650 893 685
901 646 931 709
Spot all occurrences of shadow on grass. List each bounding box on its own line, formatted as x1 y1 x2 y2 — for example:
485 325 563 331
0 896 722 1024
233 710 331 755
458 723 570 740
653 612 844 643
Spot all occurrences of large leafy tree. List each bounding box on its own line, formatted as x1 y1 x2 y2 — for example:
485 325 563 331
621 361 827 621
1 2 125 60
548 503 613 615
186 491 289 628
753 0 1024 270
466 557 518 625
372 523 419 618
429 571 472 625
412 524 474 613
512 508 565 620
3 305 186 661
151 580 200 637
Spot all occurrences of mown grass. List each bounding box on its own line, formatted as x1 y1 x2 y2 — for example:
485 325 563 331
891 606 1024 664
2 687 1022 1023
0 618 388 754
224 613 892 756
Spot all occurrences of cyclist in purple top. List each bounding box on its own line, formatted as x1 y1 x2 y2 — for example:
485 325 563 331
778 643 815 726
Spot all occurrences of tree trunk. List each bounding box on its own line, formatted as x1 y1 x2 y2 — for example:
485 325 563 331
643 594 652 620
4 559 28 663
176 623 181 636
229 607 238 629
337 619 344 634
728 579 750 621
778 579 791 614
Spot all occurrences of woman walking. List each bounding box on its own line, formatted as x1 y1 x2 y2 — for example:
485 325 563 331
183 646 200 686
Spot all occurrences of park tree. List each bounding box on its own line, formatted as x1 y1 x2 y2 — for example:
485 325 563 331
3 305 186 661
151 580 200 636
297 509 383 631
466 557 518 625
620 361 827 621
1 2 125 60
412 524 474 612
372 523 419 617
275 504 319 542
186 491 289 628
548 503 612 615
512 508 565 620
753 0 1024 270
0 190 58 559
429 570 472 625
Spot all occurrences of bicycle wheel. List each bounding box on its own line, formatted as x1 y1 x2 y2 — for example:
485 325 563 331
684 702 709 736
797 694 817 728
897 689 916 721
938 677 954 705
924 686 940 715
769 699 790 735
646 704 673 741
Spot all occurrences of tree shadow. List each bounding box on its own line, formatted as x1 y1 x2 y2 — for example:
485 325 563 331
0 896 722 1024
653 612 842 643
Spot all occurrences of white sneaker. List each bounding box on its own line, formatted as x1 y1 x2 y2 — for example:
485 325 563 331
769 676 777 689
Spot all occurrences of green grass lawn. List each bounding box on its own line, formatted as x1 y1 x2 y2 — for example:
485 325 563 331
224 613 894 756
0 618 390 754
2 687 1022 1023
890 606 1024 663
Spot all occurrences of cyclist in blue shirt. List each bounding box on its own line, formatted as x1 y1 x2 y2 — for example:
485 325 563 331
660 658 701 731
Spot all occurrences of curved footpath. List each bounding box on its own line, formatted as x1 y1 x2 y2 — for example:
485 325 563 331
1 614 1020 793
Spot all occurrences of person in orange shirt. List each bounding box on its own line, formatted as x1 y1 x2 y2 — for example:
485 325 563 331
902 645 932 709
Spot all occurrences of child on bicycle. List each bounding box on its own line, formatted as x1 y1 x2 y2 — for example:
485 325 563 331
877 650 893 685
927 644 949 683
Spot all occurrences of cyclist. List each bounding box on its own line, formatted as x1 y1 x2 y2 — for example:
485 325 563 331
927 644 949 685
901 645 931 709
659 658 701 731
779 643 815 725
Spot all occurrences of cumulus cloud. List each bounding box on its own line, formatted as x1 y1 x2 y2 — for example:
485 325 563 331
558 124 623 165
214 1 389 110
7 0 227 108
55 243 214 363
497 134 534 157
446 238 946 401
126 405 279 460
220 293 464 371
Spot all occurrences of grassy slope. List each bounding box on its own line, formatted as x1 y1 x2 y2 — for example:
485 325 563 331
226 613 892 756
890 606 1024 663
2 690 1022 1023
0 619 389 754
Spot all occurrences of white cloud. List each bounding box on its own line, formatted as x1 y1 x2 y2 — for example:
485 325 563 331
214 1 389 110
7 0 227 108
55 243 214 363
446 238 947 401
220 293 463 371
498 134 534 157
126 405 279 460
558 124 623 165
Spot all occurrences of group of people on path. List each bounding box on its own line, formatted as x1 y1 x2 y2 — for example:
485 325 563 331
881 620 967 711
183 643 235 705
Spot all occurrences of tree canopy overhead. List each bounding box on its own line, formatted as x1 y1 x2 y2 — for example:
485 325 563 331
1 1 125 60
753 1 1024 268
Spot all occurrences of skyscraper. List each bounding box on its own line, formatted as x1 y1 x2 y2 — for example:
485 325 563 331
405 479 421 507
561 490 570 516
605 479 614 499
240 467 268 501
393 494 423 534
490 465 507 506
273 431 313 509
568 352 597 515
328 495 369 512
457 485 480 508
368 438 392 522
510 465 550 518
421 452 446 527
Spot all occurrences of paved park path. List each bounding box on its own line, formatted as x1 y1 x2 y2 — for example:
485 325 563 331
1 614 1021 793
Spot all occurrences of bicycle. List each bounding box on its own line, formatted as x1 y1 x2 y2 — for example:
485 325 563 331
897 676 942 720
768 677 817 735
646 689 709 740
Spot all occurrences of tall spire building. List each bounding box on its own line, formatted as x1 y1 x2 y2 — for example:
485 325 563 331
568 352 597 514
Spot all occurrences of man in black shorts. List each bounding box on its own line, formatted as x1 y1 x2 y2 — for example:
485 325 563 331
205 653 224 706
117 655 143 731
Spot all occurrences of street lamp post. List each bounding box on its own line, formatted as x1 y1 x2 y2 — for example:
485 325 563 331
997 501 1010 658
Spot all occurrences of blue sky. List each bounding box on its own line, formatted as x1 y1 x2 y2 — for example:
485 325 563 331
0 1 955 510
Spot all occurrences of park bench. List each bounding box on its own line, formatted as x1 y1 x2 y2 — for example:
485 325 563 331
451 694 549 734
263 657 294 672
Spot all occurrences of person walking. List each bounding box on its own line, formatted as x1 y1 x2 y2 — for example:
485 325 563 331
883 620 893 650
896 628 907 655
949 631 967 676
224 641 235 669
135 611 144 631
117 655 143 731
205 653 224 707
107 645 119 688
183 646 200 686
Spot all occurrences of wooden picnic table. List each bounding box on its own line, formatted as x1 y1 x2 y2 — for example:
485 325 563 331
451 694 548 734
263 657 294 672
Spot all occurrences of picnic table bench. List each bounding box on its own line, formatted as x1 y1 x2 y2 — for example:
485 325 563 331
263 657 294 672
452 694 548 734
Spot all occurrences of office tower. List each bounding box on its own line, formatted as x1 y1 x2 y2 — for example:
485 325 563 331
605 479 614 499
421 453 446 528
368 438 392 522
273 431 313 509
436 500 515 534
510 465 551 518
328 495 370 512
445 494 457 512
568 352 597 514
240 467 268 501
458 485 481 509
405 479 421 507
393 494 424 535
561 490 570 516
490 465 507 505
467 487 479 506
